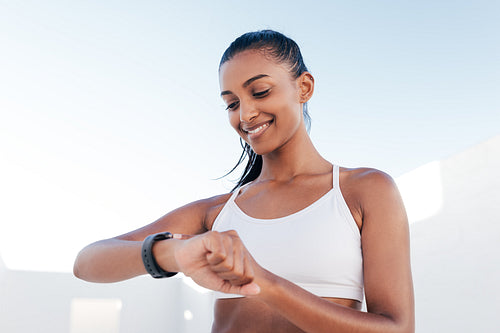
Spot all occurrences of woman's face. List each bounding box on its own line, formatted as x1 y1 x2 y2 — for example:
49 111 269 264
219 50 306 156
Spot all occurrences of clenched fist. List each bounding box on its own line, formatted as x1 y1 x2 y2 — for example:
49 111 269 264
167 230 261 296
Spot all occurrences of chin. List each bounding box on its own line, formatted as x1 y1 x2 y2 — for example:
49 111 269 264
247 143 277 156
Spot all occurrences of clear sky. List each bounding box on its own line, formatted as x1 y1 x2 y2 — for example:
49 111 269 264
0 0 498 272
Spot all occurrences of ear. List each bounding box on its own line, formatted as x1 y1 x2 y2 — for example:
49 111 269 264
298 72 314 103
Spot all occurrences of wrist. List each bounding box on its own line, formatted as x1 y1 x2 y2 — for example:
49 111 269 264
142 232 178 278
252 268 280 300
152 238 182 273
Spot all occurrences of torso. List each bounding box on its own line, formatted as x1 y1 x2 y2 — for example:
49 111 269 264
204 165 365 333
212 297 361 333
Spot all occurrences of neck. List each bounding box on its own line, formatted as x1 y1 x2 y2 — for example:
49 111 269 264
258 127 331 182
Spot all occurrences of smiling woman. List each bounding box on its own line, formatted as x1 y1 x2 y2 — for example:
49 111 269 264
74 30 414 333
221 51 308 156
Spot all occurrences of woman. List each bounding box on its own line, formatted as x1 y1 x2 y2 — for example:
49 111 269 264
74 30 414 333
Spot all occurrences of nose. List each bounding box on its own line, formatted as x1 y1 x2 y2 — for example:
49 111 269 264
239 100 258 123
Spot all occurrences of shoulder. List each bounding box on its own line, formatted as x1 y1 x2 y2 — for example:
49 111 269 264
339 166 404 228
179 191 233 227
193 192 233 210
200 192 234 230
340 166 395 186
340 166 398 198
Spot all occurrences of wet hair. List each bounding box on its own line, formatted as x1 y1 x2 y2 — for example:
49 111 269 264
219 30 312 191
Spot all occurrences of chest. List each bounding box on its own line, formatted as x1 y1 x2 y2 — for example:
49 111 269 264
234 181 333 220
213 190 362 282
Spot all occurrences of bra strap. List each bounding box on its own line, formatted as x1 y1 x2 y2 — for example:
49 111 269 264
227 186 243 204
333 164 340 189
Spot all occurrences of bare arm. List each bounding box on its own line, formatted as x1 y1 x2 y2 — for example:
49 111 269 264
178 169 414 332
73 194 230 283
248 169 415 332
75 169 415 331
73 238 146 283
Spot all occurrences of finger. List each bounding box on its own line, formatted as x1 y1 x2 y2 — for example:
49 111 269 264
209 235 235 272
204 232 227 266
223 229 239 238
215 243 254 286
230 245 246 282
218 246 246 283
241 253 255 285
239 282 261 296
219 281 261 296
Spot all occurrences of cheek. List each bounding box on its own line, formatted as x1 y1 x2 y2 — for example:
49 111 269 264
269 87 302 117
274 97 302 124
228 111 240 131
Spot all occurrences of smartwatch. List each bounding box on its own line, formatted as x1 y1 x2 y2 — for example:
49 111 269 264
141 232 178 278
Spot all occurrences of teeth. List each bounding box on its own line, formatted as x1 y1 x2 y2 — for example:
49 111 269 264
247 123 269 134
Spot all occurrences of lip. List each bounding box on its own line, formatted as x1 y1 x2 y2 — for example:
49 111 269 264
242 120 273 132
241 120 273 139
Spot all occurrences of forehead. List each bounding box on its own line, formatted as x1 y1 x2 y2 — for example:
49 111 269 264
219 50 290 90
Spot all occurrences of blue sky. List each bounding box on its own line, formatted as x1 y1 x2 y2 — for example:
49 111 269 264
0 0 498 271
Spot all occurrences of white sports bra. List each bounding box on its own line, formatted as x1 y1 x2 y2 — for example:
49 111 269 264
211 164 364 302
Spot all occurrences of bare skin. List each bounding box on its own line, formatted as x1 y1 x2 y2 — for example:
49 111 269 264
213 296 361 333
74 49 414 332
205 167 400 333
207 168 362 333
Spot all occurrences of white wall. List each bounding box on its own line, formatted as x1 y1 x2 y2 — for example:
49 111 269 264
1 136 498 332
410 135 500 332
0 269 214 333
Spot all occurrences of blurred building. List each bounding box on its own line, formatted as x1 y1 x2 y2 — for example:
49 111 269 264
408 135 499 332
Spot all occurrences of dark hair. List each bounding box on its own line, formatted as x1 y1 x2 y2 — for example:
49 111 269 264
219 30 311 191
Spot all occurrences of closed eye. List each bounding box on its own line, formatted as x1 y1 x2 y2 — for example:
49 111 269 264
225 101 239 111
253 89 270 98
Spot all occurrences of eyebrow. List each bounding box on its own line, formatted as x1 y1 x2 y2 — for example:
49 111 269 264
220 74 270 96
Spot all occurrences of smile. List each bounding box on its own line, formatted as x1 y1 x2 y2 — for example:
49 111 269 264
247 123 269 134
242 120 273 138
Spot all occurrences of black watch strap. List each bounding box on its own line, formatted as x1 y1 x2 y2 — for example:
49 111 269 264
142 232 178 278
